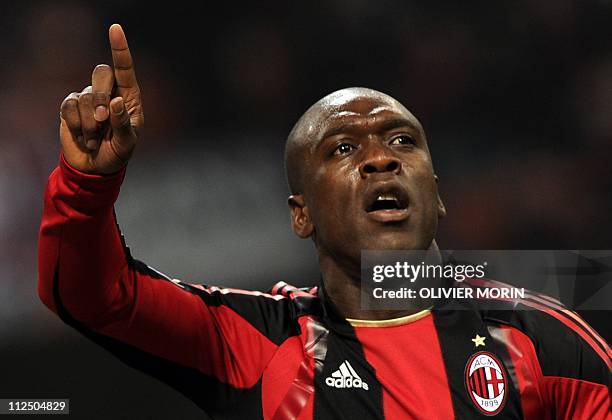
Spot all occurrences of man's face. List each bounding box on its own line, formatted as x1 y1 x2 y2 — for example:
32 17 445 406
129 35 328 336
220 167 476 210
297 93 445 261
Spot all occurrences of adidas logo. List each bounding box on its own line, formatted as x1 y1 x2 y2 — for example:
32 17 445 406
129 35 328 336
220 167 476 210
325 360 369 391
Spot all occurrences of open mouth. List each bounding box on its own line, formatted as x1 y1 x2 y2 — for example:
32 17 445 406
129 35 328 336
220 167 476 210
367 193 405 212
364 186 410 222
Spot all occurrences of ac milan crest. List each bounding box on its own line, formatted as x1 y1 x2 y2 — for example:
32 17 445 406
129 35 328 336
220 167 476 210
465 351 507 415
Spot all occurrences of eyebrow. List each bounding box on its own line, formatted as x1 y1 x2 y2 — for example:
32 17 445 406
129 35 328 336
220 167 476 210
319 117 418 141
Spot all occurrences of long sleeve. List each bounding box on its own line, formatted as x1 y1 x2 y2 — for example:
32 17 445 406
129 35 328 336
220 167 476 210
37 155 298 417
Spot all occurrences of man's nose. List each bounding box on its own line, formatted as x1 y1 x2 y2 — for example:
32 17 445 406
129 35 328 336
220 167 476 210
358 145 402 178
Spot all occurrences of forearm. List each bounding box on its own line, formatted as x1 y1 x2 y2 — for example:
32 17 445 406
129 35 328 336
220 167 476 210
37 154 217 376
38 154 128 323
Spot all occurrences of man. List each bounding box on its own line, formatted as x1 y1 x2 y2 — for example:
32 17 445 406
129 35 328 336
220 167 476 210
39 24 610 419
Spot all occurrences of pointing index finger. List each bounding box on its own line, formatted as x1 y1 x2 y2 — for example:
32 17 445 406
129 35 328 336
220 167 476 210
109 24 138 89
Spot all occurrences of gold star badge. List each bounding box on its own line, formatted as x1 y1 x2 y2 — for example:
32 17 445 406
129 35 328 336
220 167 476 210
471 334 486 347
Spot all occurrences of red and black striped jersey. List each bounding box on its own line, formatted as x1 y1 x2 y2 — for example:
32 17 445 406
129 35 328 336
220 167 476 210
38 157 611 419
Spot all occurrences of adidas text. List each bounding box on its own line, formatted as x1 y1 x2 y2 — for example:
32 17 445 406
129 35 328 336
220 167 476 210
325 360 369 391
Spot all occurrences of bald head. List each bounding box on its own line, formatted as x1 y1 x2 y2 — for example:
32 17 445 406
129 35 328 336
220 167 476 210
285 87 425 194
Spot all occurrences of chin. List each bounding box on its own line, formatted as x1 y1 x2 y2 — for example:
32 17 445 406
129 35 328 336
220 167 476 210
363 232 425 251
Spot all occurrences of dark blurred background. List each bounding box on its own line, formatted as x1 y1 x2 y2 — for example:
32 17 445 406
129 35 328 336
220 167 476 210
1 1 610 418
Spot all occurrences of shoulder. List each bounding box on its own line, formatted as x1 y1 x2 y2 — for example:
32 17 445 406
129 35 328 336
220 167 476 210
269 281 322 317
467 278 611 387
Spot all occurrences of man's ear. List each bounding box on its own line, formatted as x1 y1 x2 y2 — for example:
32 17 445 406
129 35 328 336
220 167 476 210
434 175 447 219
288 194 314 238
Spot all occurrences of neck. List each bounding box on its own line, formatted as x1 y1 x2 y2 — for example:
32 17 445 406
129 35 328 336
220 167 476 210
319 242 442 320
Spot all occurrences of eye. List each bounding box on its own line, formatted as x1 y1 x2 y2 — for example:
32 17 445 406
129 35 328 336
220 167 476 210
333 143 356 156
390 135 416 146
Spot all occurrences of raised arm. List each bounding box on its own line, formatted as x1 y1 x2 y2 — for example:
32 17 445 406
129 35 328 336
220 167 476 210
38 24 295 414
39 22 144 328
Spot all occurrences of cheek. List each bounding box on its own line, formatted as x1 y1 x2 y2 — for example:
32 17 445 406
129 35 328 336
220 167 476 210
407 163 439 212
313 161 355 196
309 168 357 224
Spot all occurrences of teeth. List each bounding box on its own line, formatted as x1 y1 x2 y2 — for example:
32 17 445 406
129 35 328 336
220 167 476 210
376 194 397 202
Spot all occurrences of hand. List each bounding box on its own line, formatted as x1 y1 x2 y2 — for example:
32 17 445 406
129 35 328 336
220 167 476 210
59 24 144 174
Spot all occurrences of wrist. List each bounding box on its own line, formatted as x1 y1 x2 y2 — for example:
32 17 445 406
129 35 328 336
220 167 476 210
58 153 126 203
